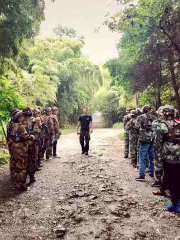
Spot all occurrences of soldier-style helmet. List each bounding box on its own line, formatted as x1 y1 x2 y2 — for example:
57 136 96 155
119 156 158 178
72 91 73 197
142 105 151 113
52 106 58 112
11 108 19 117
162 105 175 117
23 107 32 116
12 110 23 121
45 107 52 113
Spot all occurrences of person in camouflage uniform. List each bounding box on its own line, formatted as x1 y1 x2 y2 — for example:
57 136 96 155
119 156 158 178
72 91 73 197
126 110 138 168
123 108 131 158
52 107 61 157
22 107 38 184
44 107 55 160
151 106 164 188
153 105 180 212
33 108 43 169
7 110 35 190
135 105 156 181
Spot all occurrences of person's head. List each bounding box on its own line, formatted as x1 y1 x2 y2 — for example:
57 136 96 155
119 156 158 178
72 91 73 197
33 108 40 117
83 106 88 115
126 108 131 114
130 109 137 118
11 109 19 121
23 107 32 117
12 110 23 123
52 106 58 115
142 105 151 113
45 107 52 116
162 105 175 119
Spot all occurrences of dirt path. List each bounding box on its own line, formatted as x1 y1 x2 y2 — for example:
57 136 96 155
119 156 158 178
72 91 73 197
0 129 180 240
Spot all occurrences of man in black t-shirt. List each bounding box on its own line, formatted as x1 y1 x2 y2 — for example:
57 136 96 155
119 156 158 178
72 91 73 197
77 106 93 155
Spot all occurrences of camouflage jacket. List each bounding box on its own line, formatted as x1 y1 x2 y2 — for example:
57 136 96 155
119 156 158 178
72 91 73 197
52 114 59 135
136 112 156 143
44 115 55 136
7 122 32 144
126 118 138 135
123 114 131 130
154 119 180 164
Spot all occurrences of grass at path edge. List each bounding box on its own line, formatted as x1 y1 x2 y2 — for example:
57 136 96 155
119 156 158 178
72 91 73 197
113 122 124 141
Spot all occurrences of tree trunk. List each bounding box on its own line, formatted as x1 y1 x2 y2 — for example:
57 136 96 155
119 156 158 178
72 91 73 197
168 57 180 112
157 62 162 108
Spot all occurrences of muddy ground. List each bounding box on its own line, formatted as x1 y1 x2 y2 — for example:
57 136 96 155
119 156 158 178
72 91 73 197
0 129 180 240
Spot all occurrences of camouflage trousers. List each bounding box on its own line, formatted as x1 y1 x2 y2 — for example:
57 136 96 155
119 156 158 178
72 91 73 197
154 159 164 182
44 135 53 159
9 142 28 189
124 130 129 156
129 132 138 166
28 141 38 175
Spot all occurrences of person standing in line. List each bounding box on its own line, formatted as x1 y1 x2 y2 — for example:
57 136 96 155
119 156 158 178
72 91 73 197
135 105 156 181
77 106 93 155
126 110 138 168
123 108 131 158
153 105 180 212
52 106 61 157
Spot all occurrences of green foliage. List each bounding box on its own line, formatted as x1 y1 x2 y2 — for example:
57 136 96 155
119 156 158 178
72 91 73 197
0 76 24 121
113 122 123 129
105 0 180 110
53 25 84 43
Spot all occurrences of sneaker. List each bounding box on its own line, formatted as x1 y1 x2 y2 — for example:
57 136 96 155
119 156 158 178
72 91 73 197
124 155 128 158
135 176 145 181
151 181 161 187
85 152 88 156
81 151 85 154
167 204 179 213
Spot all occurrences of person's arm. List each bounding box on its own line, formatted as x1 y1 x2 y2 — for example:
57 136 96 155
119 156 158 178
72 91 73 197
77 121 81 134
90 121 93 133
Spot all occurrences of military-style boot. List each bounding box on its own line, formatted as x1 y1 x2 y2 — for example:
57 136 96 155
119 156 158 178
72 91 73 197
27 174 36 186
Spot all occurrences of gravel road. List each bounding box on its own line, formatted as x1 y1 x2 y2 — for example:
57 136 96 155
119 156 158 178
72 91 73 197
0 129 180 240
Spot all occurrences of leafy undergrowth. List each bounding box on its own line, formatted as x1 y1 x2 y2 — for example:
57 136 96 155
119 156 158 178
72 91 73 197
0 148 9 166
113 122 124 140
61 125 76 135
113 122 123 129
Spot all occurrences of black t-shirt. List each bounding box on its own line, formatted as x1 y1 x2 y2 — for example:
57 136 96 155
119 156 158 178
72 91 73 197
78 115 92 132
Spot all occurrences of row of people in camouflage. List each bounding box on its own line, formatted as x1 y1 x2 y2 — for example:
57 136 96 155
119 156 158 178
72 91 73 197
7 106 60 191
123 105 180 213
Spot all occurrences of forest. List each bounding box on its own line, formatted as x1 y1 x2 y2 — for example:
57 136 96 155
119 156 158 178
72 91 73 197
1 0 180 139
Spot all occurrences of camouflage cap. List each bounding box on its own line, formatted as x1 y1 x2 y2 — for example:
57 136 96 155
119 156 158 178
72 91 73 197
33 108 41 114
23 107 32 115
12 110 23 121
162 105 175 116
36 106 43 112
11 108 19 117
45 107 52 113
52 106 58 111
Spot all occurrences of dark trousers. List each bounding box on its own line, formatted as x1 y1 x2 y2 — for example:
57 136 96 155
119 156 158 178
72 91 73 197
163 161 180 206
80 131 90 153
53 140 57 156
